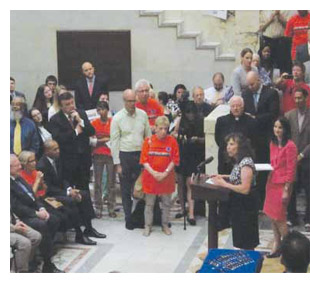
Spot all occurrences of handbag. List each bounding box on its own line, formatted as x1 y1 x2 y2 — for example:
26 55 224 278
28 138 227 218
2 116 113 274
133 172 144 199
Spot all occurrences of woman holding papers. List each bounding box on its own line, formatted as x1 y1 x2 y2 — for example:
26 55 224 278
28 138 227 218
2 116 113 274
212 133 259 250
263 117 297 258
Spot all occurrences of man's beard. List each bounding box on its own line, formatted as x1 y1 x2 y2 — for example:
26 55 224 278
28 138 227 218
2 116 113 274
11 110 23 121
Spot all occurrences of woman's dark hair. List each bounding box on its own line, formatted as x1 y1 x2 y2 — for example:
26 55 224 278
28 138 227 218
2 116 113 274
240 48 253 58
28 107 40 120
258 44 274 71
172 84 187 101
224 133 255 163
96 100 109 111
271 116 291 147
158 91 169 105
32 84 53 116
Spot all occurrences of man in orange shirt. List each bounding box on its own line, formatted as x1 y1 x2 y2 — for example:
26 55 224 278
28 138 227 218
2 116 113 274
135 79 164 133
285 10 310 61
140 116 179 236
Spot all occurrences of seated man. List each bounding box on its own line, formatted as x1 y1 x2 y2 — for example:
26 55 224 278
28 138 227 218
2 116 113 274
37 139 106 240
204 72 232 107
10 97 39 155
10 212 41 273
10 154 63 273
281 231 310 273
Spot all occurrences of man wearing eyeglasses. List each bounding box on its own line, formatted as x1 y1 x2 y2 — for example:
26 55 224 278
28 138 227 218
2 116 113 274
110 88 151 230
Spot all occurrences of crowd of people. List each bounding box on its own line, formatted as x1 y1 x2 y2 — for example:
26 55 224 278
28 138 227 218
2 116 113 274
10 10 310 273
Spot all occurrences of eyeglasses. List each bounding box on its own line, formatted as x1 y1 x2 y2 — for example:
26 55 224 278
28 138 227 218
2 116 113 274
125 99 136 103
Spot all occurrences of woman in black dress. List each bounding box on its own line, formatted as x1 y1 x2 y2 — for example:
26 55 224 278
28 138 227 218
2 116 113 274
212 133 259 250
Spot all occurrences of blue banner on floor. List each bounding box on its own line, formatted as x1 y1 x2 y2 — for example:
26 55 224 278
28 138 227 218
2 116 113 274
199 249 264 273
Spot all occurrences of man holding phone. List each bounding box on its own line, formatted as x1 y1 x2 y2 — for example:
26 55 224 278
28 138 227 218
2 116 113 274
276 61 310 113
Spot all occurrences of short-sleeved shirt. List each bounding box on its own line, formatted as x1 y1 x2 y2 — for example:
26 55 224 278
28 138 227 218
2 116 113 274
281 79 310 113
136 98 164 127
285 13 310 60
229 157 256 186
140 134 179 195
91 117 112 156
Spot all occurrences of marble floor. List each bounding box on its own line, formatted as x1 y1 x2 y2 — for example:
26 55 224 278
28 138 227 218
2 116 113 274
49 187 310 273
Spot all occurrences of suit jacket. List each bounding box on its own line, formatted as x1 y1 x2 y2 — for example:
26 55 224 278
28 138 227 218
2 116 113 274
10 177 45 220
296 43 310 64
285 107 310 159
74 76 109 110
269 140 297 184
48 109 95 164
242 85 280 136
37 155 70 197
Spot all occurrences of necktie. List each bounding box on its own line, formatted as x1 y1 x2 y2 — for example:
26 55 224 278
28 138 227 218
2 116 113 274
52 160 58 176
13 119 22 155
16 179 35 201
88 81 93 96
253 93 259 111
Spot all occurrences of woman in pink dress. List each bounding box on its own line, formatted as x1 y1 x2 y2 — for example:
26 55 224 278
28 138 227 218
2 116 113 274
264 117 297 258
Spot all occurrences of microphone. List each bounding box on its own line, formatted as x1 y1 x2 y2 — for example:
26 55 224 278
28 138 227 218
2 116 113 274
197 156 214 170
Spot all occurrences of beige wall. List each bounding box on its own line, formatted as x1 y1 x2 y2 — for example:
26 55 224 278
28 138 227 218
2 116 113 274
11 10 263 112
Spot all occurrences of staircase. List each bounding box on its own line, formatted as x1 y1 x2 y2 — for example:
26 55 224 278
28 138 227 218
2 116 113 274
139 10 236 62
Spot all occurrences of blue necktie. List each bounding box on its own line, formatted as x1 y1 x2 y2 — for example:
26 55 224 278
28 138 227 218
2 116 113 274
16 179 35 201
253 93 259 111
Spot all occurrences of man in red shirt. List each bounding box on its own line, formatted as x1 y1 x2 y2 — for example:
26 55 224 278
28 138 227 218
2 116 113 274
276 61 310 113
90 101 116 218
135 79 164 132
285 10 310 61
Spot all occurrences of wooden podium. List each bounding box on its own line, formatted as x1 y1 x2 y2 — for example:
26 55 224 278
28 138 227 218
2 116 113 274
190 175 230 249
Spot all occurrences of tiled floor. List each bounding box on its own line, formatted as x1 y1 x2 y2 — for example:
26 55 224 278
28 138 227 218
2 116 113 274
50 190 309 273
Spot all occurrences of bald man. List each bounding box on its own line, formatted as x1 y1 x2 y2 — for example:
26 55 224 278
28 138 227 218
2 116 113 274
111 89 151 230
242 71 280 208
74 61 109 110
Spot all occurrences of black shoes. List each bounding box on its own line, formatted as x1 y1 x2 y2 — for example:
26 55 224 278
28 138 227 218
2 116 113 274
42 262 65 273
84 228 107 239
125 221 135 230
75 234 97 245
187 217 196 226
266 250 281 258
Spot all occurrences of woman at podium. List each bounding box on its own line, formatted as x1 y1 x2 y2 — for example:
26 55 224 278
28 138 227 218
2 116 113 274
212 133 259 250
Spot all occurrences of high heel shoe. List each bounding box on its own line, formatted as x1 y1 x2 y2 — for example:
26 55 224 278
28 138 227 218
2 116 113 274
187 217 196 226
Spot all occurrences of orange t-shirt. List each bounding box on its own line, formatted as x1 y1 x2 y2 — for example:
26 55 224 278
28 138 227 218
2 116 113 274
91 117 112 156
20 170 46 198
140 134 179 195
285 13 310 60
135 98 164 127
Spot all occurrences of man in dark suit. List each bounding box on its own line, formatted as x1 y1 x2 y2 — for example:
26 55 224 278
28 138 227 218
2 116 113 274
242 71 280 208
285 88 310 230
215 96 257 230
48 92 105 239
74 61 109 110
10 154 64 273
37 139 104 242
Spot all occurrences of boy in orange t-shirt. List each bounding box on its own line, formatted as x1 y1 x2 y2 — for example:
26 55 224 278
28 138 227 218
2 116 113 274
91 101 116 218
140 116 179 236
